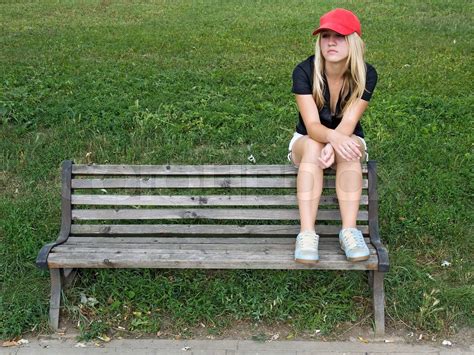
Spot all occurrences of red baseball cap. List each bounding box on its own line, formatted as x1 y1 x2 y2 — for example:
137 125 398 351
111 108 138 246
312 8 362 37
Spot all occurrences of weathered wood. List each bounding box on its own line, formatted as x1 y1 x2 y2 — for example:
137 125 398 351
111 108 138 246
48 252 379 270
52 243 377 254
61 161 73 236
49 249 373 260
49 269 62 330
373 271 385 335
71 208 369 221
368 270 374 290
70 224 370 236
71 194 369 206
72 164 369 176
66 236 372 245
71 177 369 189
39 161 388 332
61 268 78 289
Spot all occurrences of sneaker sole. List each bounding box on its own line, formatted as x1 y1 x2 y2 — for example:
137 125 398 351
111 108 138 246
346 255 370 262
295 258 319 264
339 244 369 262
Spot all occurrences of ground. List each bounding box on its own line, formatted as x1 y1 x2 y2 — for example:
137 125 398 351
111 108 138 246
43 318 472 348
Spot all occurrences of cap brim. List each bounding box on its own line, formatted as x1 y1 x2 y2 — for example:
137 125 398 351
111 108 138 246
312 23 353 36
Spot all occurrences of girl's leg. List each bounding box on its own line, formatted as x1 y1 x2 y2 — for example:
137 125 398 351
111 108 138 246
290 136 325 231
333 135 370 262
333 135 366 228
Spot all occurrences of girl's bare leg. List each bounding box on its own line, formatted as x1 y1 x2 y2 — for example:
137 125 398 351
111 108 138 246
334 135 366 228
290 136 325 231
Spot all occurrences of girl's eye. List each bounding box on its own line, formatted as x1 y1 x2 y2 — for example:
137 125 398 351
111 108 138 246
336 34 345 38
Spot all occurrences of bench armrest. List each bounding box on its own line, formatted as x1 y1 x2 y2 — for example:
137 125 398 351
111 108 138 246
369 226 390 272
36 160 73 270
36 228 70 270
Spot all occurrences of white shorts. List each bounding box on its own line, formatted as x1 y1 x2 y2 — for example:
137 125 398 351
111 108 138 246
287 132 368 167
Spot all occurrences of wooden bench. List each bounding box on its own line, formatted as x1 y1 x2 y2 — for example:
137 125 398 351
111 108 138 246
36 160 389 335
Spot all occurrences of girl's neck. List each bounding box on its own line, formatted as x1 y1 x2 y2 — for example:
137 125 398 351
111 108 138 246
324 61 346 80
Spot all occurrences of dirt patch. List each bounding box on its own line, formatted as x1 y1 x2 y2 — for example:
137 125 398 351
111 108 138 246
49 318 472 348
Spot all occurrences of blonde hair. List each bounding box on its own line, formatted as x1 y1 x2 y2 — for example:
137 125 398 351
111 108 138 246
312 32 366 115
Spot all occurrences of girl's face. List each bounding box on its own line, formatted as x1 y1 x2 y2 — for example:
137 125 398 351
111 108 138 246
320 30 349 64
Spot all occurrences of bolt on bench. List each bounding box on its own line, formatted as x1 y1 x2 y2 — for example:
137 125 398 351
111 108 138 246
36 160 389 334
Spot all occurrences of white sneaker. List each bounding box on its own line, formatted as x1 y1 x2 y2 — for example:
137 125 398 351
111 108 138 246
339 228 370 262
294 231 319 264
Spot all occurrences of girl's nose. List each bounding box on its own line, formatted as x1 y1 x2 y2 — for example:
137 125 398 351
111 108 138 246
328 34 337 45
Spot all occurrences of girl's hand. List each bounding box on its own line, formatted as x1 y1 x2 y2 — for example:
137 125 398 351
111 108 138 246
318 143 335 169
328 130 362 161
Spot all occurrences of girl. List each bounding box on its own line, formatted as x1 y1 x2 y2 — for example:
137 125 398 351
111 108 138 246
288 8 378 264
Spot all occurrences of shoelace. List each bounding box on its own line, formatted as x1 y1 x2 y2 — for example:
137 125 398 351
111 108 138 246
341 229 366 249
297 232 318 249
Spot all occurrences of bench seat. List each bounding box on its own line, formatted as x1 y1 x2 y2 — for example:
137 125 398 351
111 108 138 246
48 236 379 270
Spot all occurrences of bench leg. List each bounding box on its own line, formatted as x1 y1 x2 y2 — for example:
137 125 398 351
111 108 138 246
367 270 374 290
371 271 385 336
62 268 78 289
49 269 62 330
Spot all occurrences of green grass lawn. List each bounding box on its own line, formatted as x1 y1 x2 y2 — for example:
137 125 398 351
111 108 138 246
1 0 473 340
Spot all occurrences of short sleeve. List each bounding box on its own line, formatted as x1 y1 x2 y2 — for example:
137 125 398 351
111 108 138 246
361 64 378 102
292 64 313 95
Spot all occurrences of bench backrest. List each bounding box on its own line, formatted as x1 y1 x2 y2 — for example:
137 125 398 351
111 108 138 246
58 161 377 240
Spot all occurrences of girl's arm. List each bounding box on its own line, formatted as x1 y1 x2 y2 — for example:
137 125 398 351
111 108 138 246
296 95 368 161
335 98 369 136
295 94 334 144
328 98 369 160
295 94 336 169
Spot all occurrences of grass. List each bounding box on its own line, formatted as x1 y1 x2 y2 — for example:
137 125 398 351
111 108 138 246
1 0 473 340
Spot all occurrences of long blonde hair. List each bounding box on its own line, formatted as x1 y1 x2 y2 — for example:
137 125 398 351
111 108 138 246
312 32 366 115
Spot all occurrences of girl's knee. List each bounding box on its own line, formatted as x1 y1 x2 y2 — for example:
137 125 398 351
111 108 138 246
334 136 366 163
351 135 366 156
301 137 324 156
292 136 325 167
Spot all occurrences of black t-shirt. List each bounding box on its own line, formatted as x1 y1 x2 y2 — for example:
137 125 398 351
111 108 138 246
292 55 378 138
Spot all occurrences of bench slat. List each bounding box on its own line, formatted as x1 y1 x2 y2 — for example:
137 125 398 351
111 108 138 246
71 194 369 206
71 177 368 189
72 164 369 176
48 251 378 270
71 208 369 221
66 236 371 244
70 224 370 236
54 242 376 253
